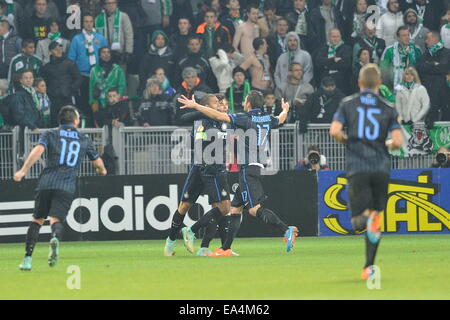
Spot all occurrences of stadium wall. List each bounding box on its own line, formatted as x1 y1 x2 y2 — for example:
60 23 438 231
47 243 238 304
0 171 318 243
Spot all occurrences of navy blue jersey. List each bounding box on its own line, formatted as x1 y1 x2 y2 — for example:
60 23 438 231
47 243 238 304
333 90 401 177
228 108 280 166
36 125 100 194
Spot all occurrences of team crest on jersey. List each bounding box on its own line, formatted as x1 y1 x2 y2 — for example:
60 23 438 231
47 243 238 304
232 183 239 193
407 124 433 154
184 192 189 199
221 123 228 131
221 189 228 197
197 126 204 132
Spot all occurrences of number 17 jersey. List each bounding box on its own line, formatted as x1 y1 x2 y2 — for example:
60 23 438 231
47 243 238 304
36 125 100 194
333 90 401 177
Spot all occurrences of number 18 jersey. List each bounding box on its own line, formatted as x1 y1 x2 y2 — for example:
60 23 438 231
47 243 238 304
333 90 401 177
36 125 100 194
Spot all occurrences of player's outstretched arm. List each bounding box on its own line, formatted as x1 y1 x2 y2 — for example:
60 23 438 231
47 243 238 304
330 120 348 144
178 95 231 123
92 158 107 176
13 145 45 182
277 98 290 125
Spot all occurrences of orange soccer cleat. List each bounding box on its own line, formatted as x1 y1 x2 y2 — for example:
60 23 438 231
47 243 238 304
210 248 233 257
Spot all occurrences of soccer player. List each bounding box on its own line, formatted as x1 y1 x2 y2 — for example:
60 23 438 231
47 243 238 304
14 106 107 271
164 94 233 257
178 91 298 256
329 64 404 279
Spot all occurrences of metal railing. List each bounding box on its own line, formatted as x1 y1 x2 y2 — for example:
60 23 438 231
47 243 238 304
0 127 19 180
23 127 109 179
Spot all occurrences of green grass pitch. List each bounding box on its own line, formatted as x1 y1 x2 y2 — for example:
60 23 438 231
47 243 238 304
1 235 449 300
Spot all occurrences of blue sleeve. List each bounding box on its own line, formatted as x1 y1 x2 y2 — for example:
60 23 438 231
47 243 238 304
38 131 51 149
228 113 249 129
86 138 100 161
389 109 401 132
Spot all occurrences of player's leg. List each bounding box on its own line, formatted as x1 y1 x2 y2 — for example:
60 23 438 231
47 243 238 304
197 201 230 256
218 205 243 256
20 190 50 271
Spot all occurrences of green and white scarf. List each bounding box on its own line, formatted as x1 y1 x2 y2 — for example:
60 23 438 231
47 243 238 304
228 80 250 113
96 9 121 51
83 29 97 66
446 23 450 29
428 40 444 57
327 40 344 58
404 81 415 90
393 41 418 90
48 32 62 44
22 85 39 110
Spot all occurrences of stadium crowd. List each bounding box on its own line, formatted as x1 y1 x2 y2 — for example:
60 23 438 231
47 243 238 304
0 0 449 132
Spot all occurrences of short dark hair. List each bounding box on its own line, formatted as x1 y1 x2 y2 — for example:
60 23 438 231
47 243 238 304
22 39 35 48
396 25 409 37
205 8 218 16
252 37 266 51
289 62 302 71
188 34 203 43
19 69 33 79
246 90 264 109
58 106 79 125
108 87 119 95
263 0 276 11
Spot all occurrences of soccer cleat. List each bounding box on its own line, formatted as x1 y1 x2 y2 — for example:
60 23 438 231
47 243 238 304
164 237 176 256
284 226 299 252
196 247 213 257
361 266 375 280
48 237 59 267
366 213 381 244
181 227 196 253
230 250 240 257
19 256 32 271
210 248 233 257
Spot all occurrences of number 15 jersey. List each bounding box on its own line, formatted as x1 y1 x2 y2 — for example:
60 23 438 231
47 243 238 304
333 90 401 177
37 125 100 194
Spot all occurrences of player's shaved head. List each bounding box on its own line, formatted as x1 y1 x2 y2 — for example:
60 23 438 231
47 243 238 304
358 63 382 91
58 106 80 125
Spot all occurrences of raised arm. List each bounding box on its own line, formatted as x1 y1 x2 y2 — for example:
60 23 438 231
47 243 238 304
276 98 290 125
177 95 231 123
13 145 45 182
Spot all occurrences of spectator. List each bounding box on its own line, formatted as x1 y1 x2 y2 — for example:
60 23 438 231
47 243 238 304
138 30 174 95
380 26 422 90
315 28 353 95
298 76 345 133
169 17 193 63
431 146 450 168
23 0 60 22
153 67 176 98
95 87 131 127
209 42 245 93
262 91 281 116
0 0 15 29
0 18 21 82
36 20 70 64
174 67 212 124
41 41 82 127
345 0 370 42
441 6 450 49
285 0 310 51
79 0 103 17
8 39 42 90
225 66 250 113
404 0 441 32
404 8 429 53
294 145 330 171
233 4 260 59
170 0 194 34
266 17 289 73
239 37 273 93
10 69 42 130
220 0 243 39
395 67 430 124
68 14 107 127
352 23 386 67
197 8 231 58
416 31 450 123
274 32 313 89
23 0 52 42
308 0 345 51
196 0 222 28
175 35 216 91
89 46 126 122
137 77 174 126
351 47 372 93
376 0 404 47
95 0 133 69
33 77 50 127
275 62 314 123
0 79 9 128
257 0 280 38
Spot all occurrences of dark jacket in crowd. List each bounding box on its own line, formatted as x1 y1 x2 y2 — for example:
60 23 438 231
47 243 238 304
352 35 386 66
137 94 174 126
298 86 345 133
174 79 212 125
94 99 132 127
41 56 83 99
308 6 345 51
10 86 42 130
170 0 195 33
176 50 215 90
266 33 287 74
416 47 450 122
314 42 353 95
139 46 175 95
404 1 443 31
23 14 51 42
0 28 22 79
285 8 311 51
169 32 193 63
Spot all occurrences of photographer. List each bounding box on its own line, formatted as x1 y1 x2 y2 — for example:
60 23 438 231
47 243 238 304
294 146 330 172
431 146 450 168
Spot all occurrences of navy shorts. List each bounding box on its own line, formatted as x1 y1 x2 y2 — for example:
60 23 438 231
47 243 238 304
231 165 266 209
33 189 74 221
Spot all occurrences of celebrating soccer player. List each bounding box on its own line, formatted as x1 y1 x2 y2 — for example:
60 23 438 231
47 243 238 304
329 64 404 280
14 106 107 271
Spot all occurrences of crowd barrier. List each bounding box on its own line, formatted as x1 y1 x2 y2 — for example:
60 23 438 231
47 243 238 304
0 122 441 180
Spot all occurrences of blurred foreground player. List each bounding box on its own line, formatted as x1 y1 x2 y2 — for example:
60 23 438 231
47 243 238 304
178 91 298 255
329 64 403 280
14 106 107 271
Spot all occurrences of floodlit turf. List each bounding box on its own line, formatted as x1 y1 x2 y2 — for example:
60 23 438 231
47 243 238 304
1 235 449 300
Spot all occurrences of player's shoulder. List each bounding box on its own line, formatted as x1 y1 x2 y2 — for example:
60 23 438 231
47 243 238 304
377 95 395 110
340 93 361 106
